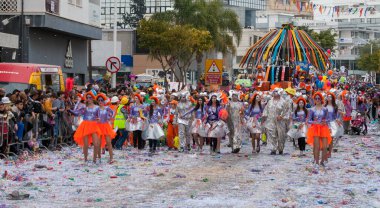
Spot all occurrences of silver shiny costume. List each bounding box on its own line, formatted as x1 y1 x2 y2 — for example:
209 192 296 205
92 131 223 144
263 97 288 153
227 101 244 151
177 101 193 148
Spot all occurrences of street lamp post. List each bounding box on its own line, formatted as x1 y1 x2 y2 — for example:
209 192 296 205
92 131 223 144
111 0 117 88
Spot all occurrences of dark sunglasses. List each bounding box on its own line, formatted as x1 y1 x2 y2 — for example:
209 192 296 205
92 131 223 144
314 97 321 101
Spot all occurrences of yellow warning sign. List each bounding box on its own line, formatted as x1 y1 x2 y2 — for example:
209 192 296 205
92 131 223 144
205 59 223 74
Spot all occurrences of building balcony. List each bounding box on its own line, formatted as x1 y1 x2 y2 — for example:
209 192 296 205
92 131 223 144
333 54 358 61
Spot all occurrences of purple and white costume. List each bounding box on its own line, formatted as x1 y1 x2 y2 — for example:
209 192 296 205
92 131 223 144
245 105 263 134
205 106 229 138
287 110 308 139
126 104 148 131
145 107 165 140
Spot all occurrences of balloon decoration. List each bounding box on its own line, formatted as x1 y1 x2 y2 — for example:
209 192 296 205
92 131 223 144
240 24 332 72
296 65 301 71
327 49 331 56
327 70 333 76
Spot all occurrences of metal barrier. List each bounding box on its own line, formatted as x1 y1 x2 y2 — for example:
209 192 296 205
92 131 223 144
0 110 76 160
0 116 8 159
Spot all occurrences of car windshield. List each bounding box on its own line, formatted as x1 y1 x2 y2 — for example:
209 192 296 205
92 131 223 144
0 82 29 93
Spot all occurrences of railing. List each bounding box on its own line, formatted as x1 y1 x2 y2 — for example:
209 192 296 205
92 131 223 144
0 110 74 160
0 0 46 14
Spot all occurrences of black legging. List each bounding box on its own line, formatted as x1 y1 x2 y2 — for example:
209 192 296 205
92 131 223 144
298 137 306 151
133 130 145 149
209 137 217 152
148 139 157 151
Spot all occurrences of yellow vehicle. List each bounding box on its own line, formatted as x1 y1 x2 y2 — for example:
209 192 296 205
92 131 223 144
0 63 65 92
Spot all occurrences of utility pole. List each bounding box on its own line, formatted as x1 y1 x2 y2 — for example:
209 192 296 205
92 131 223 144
111 0 117 88
19 0 24 62
88 40 93 81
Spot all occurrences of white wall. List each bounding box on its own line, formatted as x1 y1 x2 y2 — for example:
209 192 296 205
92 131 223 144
20 0 100 27
23 0 46 13
91 40 121 67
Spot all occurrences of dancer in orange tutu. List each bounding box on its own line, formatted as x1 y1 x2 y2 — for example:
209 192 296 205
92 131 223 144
306 92 332 167
71 91 102 164
166 100 179 150
96 93 116 163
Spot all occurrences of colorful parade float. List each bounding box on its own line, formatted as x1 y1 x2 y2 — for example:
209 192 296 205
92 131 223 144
239 23 333 91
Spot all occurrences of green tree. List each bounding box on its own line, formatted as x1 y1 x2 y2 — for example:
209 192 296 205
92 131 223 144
357 40 380 72
137 19 213 88
297 26 337 50
122 0 146 28
152 0 242 80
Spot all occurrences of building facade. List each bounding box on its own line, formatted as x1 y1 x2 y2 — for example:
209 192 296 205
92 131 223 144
310 0 380 83
255 0 313 30
101 0 267 28
0 0 102 84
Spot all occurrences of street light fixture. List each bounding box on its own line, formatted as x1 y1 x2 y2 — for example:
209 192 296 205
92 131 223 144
1 15 20 26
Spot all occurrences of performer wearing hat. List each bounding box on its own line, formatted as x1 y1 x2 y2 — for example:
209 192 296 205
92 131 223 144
177 92 193 152
166 100 179 150
114 96 129 150
72 91 101 164
325 92 344 158
96 93 116 163
126 94 147 150
262 88 288 155
146 96 165 155
307 92 332 167
287 97 308 156
227 90 244 153
181 96 207 152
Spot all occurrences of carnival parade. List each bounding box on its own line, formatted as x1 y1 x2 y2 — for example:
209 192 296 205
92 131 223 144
1 6 380 207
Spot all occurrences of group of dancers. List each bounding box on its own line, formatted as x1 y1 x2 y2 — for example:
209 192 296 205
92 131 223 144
72 84 354 168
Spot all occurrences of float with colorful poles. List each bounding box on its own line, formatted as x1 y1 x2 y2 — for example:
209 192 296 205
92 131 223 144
239 23 334 91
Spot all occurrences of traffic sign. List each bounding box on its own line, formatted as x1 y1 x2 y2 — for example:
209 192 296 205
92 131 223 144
205 59 223 73
205 73 222 85
106 56 121 74
205 59 223 85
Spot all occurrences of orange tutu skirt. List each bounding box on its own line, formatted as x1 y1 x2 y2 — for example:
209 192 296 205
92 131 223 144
166 123 178 149
97 123 117 148
74 121 101 147
306 124 332 148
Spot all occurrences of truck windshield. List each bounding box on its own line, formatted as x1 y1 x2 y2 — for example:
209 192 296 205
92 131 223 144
41 73 61 92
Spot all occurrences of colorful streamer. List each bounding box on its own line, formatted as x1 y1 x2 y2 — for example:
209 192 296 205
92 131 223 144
239 24 332 72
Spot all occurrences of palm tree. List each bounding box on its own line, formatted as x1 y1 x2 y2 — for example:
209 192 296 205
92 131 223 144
152 0 242 82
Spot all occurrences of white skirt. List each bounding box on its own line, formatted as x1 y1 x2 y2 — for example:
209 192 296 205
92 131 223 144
126 117 148 131
329 120 344 138
144 123 165 140
287 122 307 138
190 119 207 137
205 120 229 138
246 117 262 134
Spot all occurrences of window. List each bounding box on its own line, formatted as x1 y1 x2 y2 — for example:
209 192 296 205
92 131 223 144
76 0 82 7
351 48 359 55
68 0 74 4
